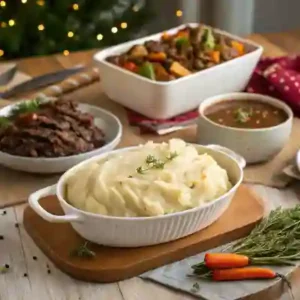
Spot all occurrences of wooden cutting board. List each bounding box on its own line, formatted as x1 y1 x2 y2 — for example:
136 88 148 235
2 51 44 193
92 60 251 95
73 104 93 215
23 185 264 283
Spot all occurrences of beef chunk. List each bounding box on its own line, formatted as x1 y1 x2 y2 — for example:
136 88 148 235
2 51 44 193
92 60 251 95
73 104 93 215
144 41 165 53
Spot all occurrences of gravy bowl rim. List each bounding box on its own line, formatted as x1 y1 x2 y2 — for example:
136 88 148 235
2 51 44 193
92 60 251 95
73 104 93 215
198 92 293 132
56 144 243 221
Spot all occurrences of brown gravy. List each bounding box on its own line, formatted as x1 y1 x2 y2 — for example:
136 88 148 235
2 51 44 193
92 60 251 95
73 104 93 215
205 100 288 129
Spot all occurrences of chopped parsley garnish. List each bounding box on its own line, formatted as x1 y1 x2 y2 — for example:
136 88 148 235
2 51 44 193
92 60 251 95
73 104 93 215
0 265 9 273
70 241 95 258
234 107 253 123
10 98 42 117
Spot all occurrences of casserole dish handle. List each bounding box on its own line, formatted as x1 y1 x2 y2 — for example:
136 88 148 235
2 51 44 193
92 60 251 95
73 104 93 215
206 144 246 169
29 185 82 223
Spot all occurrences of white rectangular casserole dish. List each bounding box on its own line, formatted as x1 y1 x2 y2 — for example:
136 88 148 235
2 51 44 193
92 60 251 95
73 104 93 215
94 23 263 119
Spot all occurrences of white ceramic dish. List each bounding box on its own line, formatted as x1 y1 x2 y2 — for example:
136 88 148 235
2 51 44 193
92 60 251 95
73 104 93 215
29 144 245 247
0 101 122 173
94 23 263 120
283 150 300 181
197 93 293 164
296 150 300 173
283 163 300 181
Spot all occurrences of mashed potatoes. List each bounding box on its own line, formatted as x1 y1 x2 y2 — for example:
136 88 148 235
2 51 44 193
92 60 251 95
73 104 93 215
65 139 232 217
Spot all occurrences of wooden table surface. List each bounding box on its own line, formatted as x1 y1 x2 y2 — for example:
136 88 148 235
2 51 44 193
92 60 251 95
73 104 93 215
1 31 300 300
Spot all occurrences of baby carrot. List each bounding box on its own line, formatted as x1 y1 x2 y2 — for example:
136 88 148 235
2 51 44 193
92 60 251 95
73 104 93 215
212 267 277 281
147 52 167 62
204 253 249 269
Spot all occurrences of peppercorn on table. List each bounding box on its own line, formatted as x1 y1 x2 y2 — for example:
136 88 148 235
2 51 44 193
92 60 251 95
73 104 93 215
1 31 300 300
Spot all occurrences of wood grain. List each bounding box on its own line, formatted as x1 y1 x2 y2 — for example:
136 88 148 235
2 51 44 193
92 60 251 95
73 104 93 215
15 55 63 77
23 185 263 283
248 34 287 57
55 50 96 69
262 30 300 55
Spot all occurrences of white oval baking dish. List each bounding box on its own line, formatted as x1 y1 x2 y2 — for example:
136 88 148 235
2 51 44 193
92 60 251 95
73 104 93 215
94 23 263 119
0 101 122 173
29 144 245 247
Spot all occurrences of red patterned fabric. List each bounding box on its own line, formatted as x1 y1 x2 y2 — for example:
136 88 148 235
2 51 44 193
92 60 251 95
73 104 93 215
127 56 300 134
246 55 300 115
126 108 198 134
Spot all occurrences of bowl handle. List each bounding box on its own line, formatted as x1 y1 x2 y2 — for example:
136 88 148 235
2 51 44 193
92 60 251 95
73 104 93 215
28 185 82 223
206 144 246 169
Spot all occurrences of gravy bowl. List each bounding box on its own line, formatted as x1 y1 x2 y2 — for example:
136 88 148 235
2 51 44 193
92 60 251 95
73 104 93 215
197 93 293 164
29 144 245 247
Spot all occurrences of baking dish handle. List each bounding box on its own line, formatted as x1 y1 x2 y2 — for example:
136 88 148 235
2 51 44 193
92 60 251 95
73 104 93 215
206 144 246 169
29 185 82 223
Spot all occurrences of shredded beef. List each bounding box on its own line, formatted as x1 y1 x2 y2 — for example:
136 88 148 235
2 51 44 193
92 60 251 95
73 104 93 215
0 98 105 157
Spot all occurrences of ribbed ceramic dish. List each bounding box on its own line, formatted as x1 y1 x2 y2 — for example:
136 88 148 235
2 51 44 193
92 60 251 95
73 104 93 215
29 144 245 247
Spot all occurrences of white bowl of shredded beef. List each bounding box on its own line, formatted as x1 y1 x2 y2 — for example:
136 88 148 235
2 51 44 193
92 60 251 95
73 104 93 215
0 97 122 173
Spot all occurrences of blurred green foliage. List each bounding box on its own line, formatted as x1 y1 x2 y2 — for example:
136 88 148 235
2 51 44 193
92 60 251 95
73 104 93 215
0 0 154 59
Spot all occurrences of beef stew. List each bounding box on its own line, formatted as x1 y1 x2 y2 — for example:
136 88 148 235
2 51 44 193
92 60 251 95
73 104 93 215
106 25 248 82
205 100 288 129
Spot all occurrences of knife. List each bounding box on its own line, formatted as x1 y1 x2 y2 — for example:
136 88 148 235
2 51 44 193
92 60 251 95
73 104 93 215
0 65 86 99
0 64 17 86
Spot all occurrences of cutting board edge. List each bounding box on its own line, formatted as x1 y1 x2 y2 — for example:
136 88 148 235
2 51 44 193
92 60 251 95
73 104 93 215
23 204 263 283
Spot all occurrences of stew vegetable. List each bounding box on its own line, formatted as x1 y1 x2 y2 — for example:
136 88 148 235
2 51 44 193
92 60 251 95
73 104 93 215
205 100 288 129
106 25 247 82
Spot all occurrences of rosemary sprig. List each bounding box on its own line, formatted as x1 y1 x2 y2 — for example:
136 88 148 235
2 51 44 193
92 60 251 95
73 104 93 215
192 205 300 274
70 241 95 258
136 151 178 174
0 97 43 127
10 98 42 117
234 107 253 123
